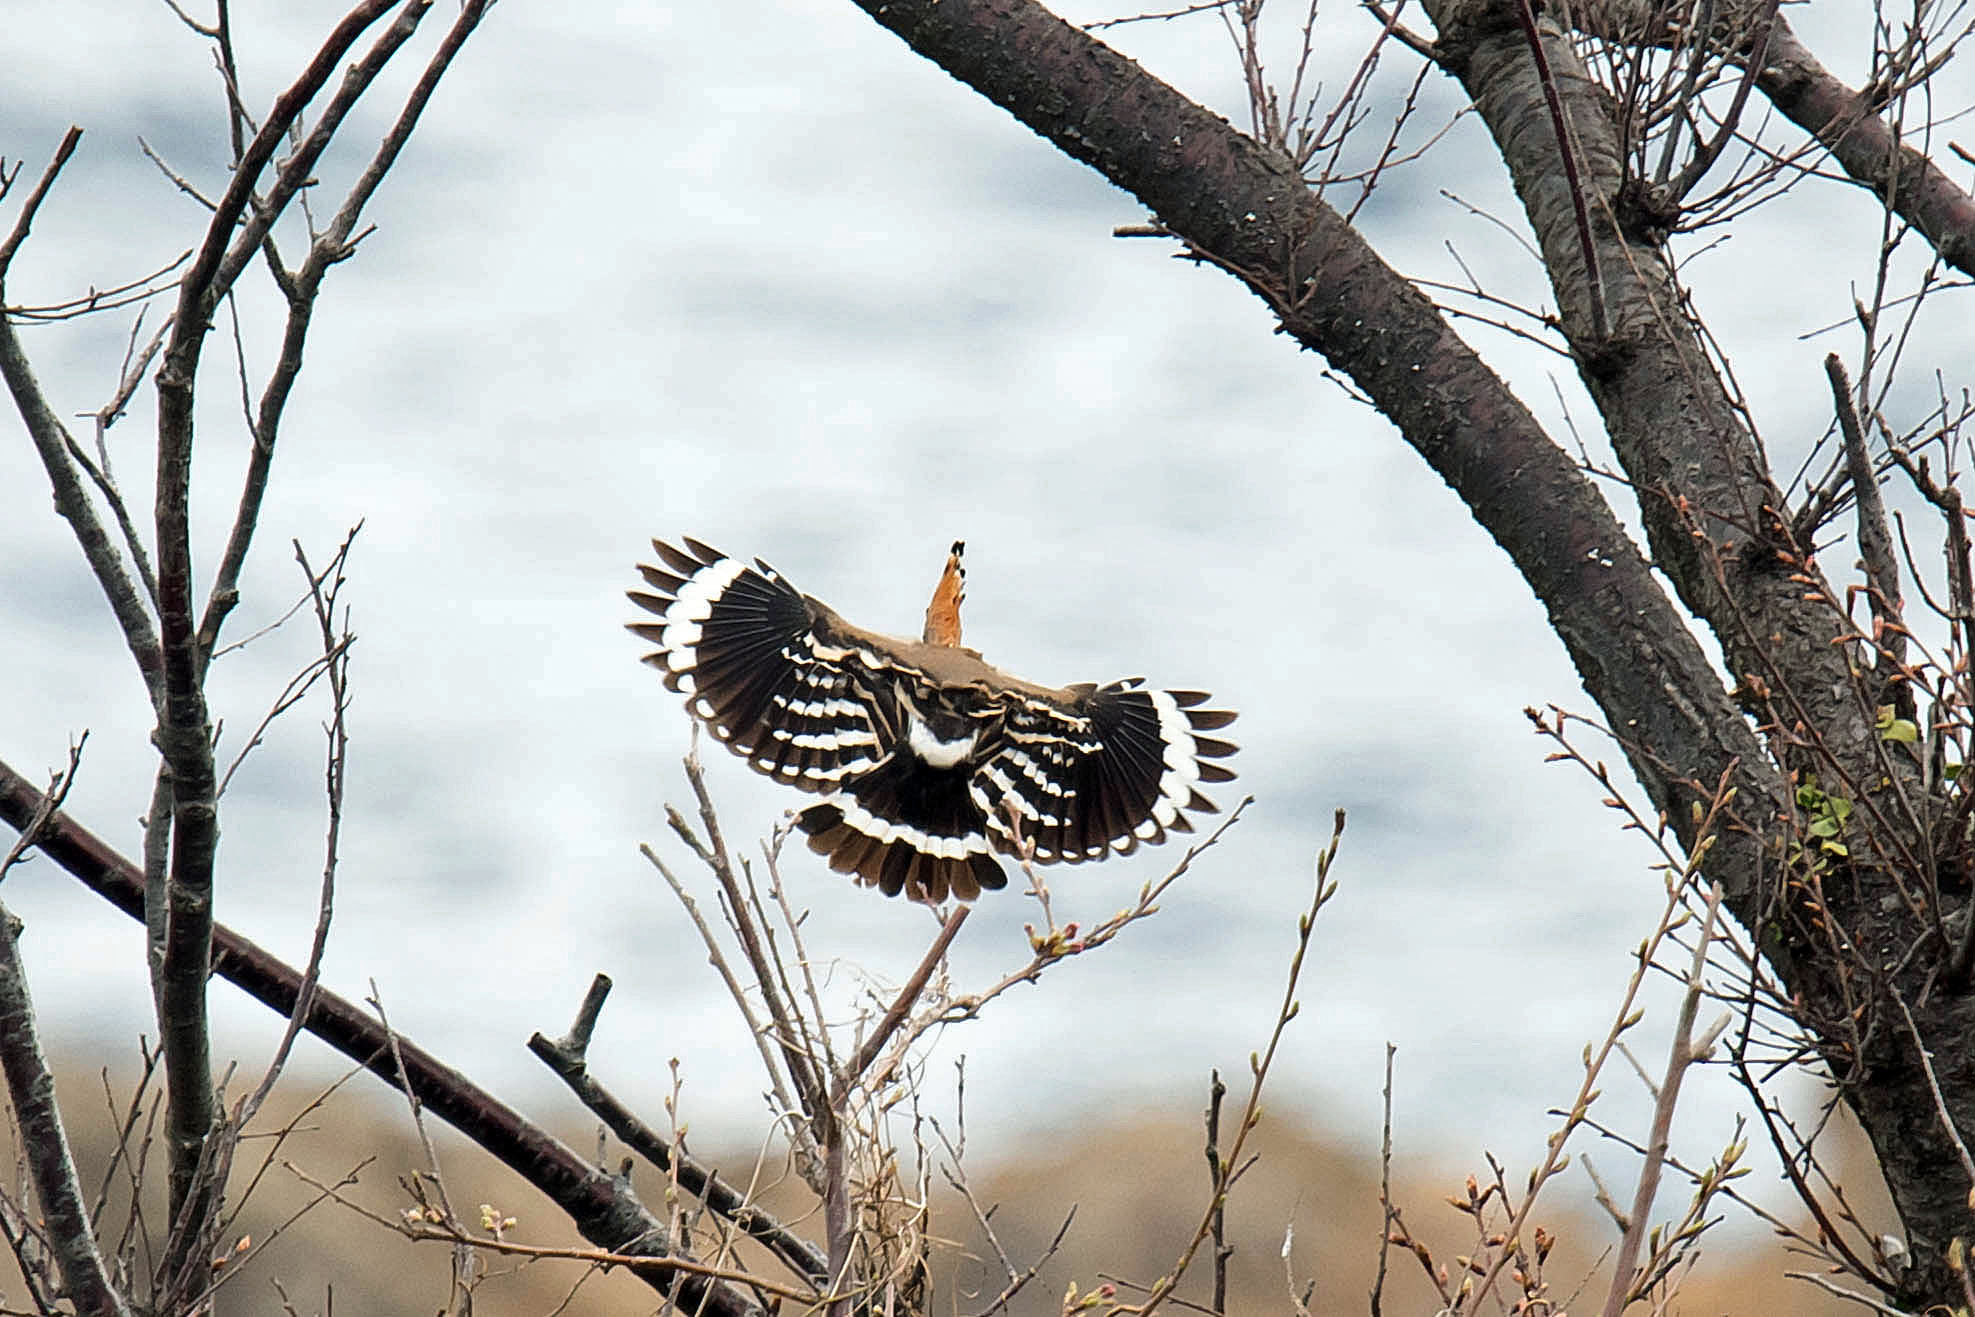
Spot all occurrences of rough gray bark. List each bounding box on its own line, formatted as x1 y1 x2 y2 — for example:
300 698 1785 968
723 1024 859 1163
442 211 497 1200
0 903 134 1317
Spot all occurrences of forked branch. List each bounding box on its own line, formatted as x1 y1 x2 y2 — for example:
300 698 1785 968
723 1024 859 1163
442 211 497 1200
0 756 768 1317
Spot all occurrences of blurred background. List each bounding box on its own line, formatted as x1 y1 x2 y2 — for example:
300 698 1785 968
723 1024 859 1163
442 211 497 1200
3 1 1967 1309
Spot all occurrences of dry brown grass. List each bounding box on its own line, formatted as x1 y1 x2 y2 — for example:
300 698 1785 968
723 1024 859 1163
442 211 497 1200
1 1050 1902 1315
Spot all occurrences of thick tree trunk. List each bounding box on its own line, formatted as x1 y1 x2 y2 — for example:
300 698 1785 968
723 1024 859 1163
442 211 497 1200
1428 5 1964 1303
836 0 1975 1305
843 0 1786 872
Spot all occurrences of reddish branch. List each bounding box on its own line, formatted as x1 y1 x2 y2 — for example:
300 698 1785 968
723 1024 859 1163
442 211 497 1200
0 756 769 1317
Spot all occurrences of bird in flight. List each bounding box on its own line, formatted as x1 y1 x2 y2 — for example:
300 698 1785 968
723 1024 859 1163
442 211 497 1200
629 538 1237 904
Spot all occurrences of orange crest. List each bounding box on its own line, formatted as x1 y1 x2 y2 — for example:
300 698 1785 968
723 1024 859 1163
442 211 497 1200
922 540 966 647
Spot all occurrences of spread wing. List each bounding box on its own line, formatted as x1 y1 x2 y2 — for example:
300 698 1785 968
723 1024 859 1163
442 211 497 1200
970 680 1237 864
632 537 1240 902
628 538 885 791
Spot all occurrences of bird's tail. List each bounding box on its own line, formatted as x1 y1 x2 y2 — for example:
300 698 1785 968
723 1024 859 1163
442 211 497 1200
795 753 1006 902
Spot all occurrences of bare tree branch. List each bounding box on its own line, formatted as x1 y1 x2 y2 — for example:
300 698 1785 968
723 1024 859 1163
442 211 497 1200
0 128 167 701
1826 352 1907 687
1600 884 1727 1316
0 754 770 1317
197 0 492 659
145 1 481 1256
0 746 134 1317
1756 11 1975 277
527 975 833 1287
235 535 358 1129
833 0 1785 956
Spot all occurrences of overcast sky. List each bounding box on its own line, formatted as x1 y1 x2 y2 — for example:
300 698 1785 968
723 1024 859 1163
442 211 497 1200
5 0 1973 1225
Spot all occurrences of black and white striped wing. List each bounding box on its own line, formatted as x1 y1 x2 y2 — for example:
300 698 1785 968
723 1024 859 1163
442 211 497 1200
628 539 882 791
970 680 1237 864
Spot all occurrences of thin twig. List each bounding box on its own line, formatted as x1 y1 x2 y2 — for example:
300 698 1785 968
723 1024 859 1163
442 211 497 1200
197 0 493 664
933 801 1252 1035
1203 1070 1230 1314
1370 1043 1395 1317
0 127 82 274
1891 989 1975 1191
0 128 167 700
1465 754 1739 1313
677 748 830 1131
287 1160 815 1303
643 840 814 1165
236 533 357 1126
1783 1271 1911 1316
1600 884 1725 1317
1122 810 1345 1316
839 904 971 1095
1669 0 1783 203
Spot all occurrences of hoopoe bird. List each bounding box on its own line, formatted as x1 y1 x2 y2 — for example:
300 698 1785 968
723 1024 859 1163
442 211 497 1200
629 538 1237 904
